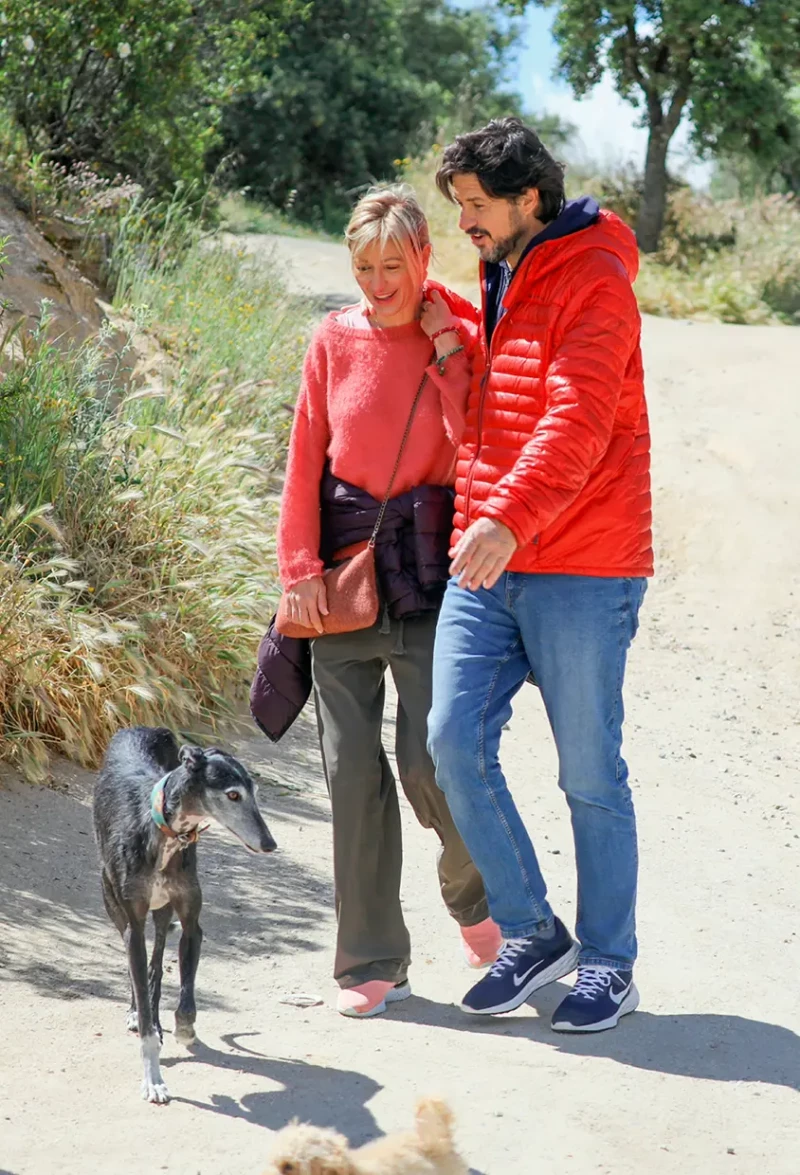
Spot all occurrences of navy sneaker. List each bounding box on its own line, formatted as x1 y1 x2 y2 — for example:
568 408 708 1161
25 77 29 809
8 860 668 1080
551 965 639 1033
460 917 579 1015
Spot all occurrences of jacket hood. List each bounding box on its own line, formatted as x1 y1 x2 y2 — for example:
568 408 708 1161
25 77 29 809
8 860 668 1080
519 204 639 286
483 200 639 304
530 195 601 248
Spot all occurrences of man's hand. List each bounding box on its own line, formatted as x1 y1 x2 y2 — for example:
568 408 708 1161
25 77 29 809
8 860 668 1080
449 518 517 591
285 576 328 633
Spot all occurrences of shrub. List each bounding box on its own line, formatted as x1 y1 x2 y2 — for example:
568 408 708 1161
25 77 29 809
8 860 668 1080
0 0 298 193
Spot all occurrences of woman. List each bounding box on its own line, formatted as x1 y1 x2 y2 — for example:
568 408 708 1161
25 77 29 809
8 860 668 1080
276 185 501 1017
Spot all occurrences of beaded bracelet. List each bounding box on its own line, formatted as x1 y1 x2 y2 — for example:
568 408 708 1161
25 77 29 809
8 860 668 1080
430 325 459 343
435 343 465 375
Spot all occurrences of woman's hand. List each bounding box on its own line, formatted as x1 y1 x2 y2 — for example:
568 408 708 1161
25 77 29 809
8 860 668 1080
420 289 459 343
286 576 328 634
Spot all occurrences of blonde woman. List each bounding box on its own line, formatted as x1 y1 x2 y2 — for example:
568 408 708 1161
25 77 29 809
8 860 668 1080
276 186 501 1016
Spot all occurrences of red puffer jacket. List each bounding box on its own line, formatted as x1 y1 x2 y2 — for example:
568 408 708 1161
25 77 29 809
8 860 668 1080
456 210 653 577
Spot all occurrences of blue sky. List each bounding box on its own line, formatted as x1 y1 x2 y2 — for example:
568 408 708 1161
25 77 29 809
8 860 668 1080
504 6 711 186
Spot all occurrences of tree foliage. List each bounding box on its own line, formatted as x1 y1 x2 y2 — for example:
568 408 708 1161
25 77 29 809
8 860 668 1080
707 69 800 197
220 0 525 228
507 1 800 250
0 0 301 191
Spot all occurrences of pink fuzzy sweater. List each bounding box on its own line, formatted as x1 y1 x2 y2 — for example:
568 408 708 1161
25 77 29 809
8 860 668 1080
277 285 477 589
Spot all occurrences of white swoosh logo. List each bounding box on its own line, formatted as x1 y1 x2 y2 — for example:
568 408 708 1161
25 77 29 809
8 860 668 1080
609 983 631 1005
512 963 542 987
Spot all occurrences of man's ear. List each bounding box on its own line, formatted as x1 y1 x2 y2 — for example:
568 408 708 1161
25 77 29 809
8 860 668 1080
519 185 542 220
178 744 206 775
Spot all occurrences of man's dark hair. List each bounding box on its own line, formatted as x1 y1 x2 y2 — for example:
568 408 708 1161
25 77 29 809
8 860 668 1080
436 117 566 224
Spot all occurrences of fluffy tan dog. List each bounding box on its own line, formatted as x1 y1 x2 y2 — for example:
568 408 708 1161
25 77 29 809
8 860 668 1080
263 1097 469 1175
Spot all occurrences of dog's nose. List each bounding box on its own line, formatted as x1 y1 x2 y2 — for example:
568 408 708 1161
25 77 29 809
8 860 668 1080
260 831 277 853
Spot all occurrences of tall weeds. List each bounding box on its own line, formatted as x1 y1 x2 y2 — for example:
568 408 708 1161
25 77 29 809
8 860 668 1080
0 199 314 780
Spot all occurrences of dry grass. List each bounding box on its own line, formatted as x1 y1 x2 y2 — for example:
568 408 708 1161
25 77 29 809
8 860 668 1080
0 201 314 781
633 192 800 324
403 150 800 325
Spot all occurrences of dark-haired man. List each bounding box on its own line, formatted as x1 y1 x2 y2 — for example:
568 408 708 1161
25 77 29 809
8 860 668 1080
427 117 653 1032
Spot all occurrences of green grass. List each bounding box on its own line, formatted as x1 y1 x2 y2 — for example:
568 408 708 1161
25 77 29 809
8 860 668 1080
217 192 337 241
0 191 316 780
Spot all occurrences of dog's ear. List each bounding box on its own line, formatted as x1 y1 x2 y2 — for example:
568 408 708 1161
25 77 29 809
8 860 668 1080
178 744 207 774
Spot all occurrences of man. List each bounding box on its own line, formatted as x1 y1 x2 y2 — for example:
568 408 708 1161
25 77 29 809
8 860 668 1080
427 118 652 1033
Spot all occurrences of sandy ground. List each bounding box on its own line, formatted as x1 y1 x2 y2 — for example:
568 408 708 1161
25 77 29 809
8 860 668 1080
1 236 799 1175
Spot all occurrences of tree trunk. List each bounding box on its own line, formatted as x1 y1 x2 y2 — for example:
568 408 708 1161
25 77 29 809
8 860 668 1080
778 157 800 196
636 124 671 254
636 83 690 254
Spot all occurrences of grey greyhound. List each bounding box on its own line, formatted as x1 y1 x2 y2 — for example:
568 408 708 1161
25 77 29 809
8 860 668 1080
93 726 276 1104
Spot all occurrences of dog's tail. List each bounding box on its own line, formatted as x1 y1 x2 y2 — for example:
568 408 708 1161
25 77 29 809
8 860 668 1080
415 1097 457 1157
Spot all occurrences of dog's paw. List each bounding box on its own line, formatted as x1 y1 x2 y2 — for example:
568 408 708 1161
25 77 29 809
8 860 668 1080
174 1009 196 1046
126 1009 139 1034
141 1079 171 1105
140 1030 168 1102
174 1020 197 1047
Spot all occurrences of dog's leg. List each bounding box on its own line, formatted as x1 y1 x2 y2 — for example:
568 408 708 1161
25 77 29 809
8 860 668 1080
125 916 170 1104
126 979 138 1033
149 905 172 1044
101 871 139 1034
172 888 203 1046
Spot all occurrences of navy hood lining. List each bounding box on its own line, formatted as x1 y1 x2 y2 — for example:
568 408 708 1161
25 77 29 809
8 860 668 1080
484 196 600 341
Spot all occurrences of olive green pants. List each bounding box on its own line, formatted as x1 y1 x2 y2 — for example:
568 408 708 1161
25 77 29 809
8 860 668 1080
311 611 489 989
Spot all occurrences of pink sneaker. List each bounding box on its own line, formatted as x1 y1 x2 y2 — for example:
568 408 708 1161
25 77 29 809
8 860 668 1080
460 917 503 968
336 980 411 1018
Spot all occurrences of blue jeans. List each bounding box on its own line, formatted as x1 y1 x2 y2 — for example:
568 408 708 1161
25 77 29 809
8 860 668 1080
428 573 646 970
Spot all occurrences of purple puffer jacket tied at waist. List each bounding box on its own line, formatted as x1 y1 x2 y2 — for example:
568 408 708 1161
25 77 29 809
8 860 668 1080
250 469 455 742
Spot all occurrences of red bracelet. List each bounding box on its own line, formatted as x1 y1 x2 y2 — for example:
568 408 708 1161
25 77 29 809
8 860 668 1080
430 325 458 342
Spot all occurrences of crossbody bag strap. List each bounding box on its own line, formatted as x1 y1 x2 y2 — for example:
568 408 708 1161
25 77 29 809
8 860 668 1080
368 353 434 548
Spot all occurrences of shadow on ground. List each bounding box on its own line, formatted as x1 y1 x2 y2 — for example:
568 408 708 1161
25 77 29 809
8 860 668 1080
164 1032 487 1174
168 1032 381 1141
389 986 800 1093
0 711 331 1003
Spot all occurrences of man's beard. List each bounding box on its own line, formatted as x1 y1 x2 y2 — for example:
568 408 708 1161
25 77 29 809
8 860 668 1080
471 207 529 265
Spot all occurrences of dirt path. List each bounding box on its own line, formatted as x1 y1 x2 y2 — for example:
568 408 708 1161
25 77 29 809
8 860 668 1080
1 237 799 1175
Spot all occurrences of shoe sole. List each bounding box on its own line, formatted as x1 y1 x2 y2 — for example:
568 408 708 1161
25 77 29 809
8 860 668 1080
338 982 412 1019
460 943 580 1015
551 982 640 1033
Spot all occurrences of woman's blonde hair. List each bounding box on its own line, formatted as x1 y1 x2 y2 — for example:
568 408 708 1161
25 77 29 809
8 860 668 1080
344 184 431 277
